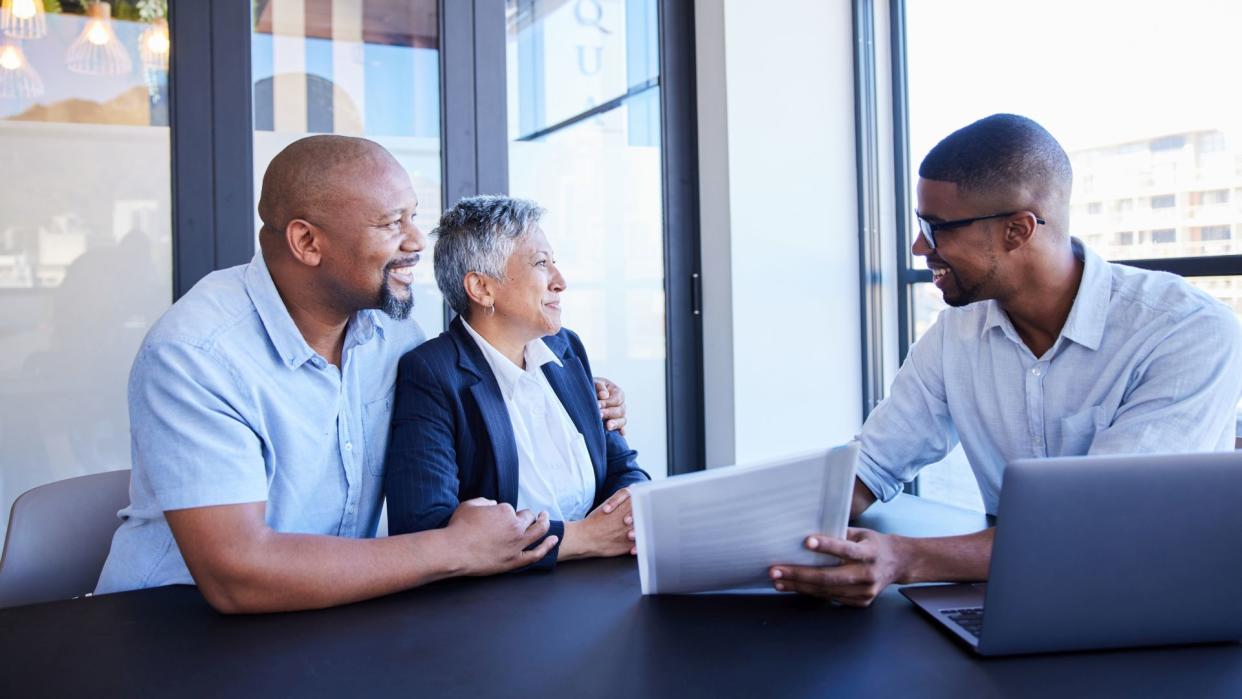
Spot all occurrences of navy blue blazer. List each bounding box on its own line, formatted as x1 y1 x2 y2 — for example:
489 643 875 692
383 317 649 569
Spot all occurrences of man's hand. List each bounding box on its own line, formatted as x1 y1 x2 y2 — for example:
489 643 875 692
443 499 557 576
561 488 636 559
768 527 908 607
594 377 627 435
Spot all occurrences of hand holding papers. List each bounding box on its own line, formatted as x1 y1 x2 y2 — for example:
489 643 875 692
630 443 860 594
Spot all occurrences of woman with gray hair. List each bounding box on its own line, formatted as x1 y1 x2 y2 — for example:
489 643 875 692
383 195 649 568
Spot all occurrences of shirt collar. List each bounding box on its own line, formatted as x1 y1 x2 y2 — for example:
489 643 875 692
979 238 1108 352
1057 239 1109 351
244 251 384 370
460 319 562 399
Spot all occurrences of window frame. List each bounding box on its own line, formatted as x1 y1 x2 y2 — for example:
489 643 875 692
493 0 706 476
174 0 705 476
884 0 1242 496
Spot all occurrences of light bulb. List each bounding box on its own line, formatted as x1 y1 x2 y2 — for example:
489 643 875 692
146 31 168 54
1 0 47 39
65 2 132 75
0 41 42 98
87 20 109 45
0 43 20 69
139 17 168 71
11 0 34 20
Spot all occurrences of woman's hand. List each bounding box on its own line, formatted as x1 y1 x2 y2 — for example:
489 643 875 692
561 488 636 560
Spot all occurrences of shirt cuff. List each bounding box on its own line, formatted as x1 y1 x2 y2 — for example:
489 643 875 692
153 478 268 512
523 519 564 572
854 459 903 505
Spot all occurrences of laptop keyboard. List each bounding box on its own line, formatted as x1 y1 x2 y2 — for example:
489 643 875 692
942 607 984 639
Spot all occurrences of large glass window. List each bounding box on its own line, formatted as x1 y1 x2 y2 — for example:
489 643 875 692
506 0 668 477
251 0 444 335
902 0 1242 511
0 0 172 541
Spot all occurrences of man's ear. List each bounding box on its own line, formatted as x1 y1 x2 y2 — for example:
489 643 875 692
285 218 323 267
1002 212 1040 252
464 271 496 311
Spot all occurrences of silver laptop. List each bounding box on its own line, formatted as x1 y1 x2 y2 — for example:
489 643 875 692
901 451 1242 656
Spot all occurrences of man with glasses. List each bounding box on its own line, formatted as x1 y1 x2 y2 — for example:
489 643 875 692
769 114 1242 605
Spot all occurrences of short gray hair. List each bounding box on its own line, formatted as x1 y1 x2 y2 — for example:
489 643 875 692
432 195 545 317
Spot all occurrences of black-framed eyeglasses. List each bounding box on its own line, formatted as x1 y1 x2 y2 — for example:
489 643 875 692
916 211 1046 249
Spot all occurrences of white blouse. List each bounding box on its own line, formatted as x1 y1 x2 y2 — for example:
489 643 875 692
461 320 596 522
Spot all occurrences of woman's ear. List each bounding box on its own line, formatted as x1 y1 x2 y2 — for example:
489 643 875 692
464 271 495 311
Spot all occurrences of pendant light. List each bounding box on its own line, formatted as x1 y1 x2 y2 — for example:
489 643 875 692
0 40 43 98
1 0 47 40
138 16 168 71
65 1 132 76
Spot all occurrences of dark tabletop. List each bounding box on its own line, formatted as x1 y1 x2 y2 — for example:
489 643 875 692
2 495 1240 698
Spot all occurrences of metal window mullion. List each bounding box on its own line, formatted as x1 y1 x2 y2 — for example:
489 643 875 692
890 0 915 364
853 0 885 419
658 0 705 474
210 0 255 271
169 0 255 301
1114 254 1242 277
888 0 919 495
440 0 508 328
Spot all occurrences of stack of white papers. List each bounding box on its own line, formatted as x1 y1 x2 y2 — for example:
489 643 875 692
630 442 859 595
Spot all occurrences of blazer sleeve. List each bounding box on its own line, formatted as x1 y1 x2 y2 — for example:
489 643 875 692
564 330 651 499
383 350 462 535
602 430 649 496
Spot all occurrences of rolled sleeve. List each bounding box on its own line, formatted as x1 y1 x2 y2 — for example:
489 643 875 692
854 316 959 503
129 340 267 511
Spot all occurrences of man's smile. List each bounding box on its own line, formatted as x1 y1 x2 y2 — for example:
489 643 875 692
388 256 420 285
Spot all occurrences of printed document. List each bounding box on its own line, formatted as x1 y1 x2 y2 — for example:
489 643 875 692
630 442 859 594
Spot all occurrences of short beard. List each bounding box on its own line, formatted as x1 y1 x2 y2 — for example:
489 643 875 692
378 268 415 320
943 259 995 308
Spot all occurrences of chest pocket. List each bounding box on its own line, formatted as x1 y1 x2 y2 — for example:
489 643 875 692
362 396 394 477
1055 405 1110 456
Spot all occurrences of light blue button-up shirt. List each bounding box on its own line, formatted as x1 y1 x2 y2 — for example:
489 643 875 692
96 252 425 593
856 240 1242 514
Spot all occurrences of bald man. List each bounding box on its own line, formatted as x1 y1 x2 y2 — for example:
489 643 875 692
769 114 1242 605
96 136 627 613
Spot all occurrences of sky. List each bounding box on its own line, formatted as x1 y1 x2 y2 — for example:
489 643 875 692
906 0 1242 159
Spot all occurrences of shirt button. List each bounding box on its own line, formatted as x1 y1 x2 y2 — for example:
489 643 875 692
1031 365 1042 376
344 442 353 452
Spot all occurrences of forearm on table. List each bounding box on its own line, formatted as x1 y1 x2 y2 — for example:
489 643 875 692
892 528 994 585
556 519 591 561
188 528 464 614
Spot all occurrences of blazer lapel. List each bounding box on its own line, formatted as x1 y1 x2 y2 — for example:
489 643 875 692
542 351 607 494
451 319 520 506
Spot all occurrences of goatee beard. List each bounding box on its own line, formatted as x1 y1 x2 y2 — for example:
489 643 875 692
378 271 415 320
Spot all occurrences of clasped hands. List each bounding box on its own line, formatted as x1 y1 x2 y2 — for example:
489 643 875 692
446 487 636 573
561 488 636 560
